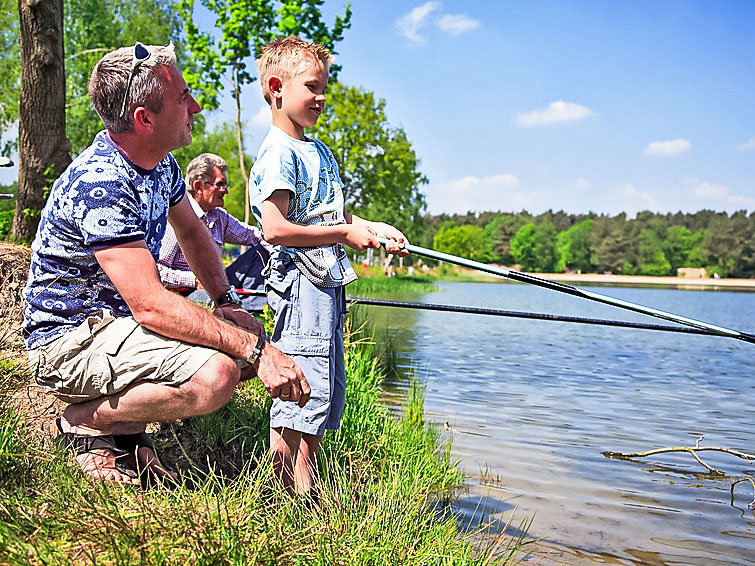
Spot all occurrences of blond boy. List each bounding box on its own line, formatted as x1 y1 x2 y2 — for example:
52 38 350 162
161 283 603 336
249 37 408 494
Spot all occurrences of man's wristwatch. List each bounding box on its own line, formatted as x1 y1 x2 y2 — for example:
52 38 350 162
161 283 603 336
214 287 241 307
246 333 266 366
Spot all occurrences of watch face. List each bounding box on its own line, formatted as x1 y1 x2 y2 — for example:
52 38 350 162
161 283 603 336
217 288 241 306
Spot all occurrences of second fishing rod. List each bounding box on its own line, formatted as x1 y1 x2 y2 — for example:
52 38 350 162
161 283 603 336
375 237 755 345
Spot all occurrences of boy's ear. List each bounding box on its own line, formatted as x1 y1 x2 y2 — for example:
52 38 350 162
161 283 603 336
268 76 283 99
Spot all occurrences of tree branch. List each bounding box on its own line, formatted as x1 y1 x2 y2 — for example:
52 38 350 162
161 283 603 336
602 435 754 476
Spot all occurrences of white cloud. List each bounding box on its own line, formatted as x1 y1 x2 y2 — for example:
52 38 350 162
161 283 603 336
250 104 272 128
397 3 479 43
688 181 755 211
738 138 755 151
615 182 662 215
396 2 441 44
728 194 755 209
642 138 691 156
437 13 479 35
573 178 591 189
515 101 595 127
428 173 520 213
692 181 728 199
447 173 519 192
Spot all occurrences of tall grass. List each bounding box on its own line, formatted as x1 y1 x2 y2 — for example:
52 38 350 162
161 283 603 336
0 314 527 565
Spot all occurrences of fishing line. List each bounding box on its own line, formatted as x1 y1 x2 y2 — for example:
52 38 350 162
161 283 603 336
376 238 755 345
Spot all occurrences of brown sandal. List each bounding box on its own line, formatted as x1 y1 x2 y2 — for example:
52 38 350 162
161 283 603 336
55 418 138 482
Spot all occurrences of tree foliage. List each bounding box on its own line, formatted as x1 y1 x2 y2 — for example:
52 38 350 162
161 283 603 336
422 209 755 278
433 222 486 262
511 221 559 272
63 0 185 154
483 214 527 264
0 0 20 156
172 120 250 223
0 0 185 156
308 82 427 241
557 219 594 272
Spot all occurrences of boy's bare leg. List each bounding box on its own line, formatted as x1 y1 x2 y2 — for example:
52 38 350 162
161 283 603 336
295 433 322 495
271 426 302 491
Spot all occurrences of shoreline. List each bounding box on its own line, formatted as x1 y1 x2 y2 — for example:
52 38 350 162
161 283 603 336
453 268 755 291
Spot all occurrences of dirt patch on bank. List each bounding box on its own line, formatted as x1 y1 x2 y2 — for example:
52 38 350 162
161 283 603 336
0 243 30 326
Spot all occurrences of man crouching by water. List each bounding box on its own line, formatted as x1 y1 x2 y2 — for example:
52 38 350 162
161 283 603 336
22 43 309 486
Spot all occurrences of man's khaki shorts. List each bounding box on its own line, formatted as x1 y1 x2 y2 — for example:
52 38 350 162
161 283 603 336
28 309 218 404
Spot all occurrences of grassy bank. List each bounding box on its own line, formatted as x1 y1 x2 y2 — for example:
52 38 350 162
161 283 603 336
350 264 438 295
0 312 526 564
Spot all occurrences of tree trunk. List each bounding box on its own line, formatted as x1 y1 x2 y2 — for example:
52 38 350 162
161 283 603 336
233 67 250 226
11 0 70 243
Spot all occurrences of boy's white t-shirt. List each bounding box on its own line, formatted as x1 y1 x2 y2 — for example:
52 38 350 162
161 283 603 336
249 126 357 288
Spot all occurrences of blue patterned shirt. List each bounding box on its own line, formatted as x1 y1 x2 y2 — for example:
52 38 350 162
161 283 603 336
22 131 185 349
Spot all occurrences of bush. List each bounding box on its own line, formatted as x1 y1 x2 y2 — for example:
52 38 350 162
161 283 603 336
0 210 12 240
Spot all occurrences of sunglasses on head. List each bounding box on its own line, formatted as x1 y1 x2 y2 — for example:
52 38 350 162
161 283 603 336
119 42 151 118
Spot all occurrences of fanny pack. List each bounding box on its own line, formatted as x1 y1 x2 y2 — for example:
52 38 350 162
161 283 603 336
292 243 357 288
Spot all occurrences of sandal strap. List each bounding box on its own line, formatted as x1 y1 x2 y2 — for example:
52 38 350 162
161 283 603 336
55 431 128 457
113 432 155 453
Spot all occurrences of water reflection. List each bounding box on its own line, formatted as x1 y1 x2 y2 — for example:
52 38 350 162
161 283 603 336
356 281 755 566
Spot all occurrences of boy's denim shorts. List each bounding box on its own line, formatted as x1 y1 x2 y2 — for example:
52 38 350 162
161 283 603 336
266 254 347 436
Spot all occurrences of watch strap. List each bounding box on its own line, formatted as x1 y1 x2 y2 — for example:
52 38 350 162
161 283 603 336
214 287 241 307
246 333 266 366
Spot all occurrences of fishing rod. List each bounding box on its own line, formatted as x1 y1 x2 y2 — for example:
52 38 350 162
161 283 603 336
377 238 755 345
233 289 728 338
345 297 725 337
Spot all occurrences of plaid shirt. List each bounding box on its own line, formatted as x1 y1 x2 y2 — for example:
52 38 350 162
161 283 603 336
157 195 271 289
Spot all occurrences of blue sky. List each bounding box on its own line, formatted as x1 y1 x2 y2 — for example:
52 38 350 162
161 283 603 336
239 0 755 217
4 1 753 218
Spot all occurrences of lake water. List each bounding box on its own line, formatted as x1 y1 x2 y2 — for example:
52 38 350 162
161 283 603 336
354 281 755 565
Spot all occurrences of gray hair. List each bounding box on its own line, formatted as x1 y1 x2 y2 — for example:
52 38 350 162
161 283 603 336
88 43 177 133
185 153 228 194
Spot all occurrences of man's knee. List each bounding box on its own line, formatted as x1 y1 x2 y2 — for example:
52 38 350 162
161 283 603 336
185 353 240 414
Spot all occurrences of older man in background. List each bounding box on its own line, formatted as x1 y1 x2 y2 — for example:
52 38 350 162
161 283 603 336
158 153 270 311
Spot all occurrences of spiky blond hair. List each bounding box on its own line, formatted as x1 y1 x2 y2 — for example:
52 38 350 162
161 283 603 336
256 36 333 104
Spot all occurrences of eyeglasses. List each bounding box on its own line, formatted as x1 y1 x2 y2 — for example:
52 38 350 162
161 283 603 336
119 42 151 118
205 180 229 191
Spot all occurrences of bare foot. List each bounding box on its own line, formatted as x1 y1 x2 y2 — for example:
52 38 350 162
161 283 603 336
76 450 140 486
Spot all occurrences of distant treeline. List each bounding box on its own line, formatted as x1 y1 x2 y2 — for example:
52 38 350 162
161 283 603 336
418 209 755 278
